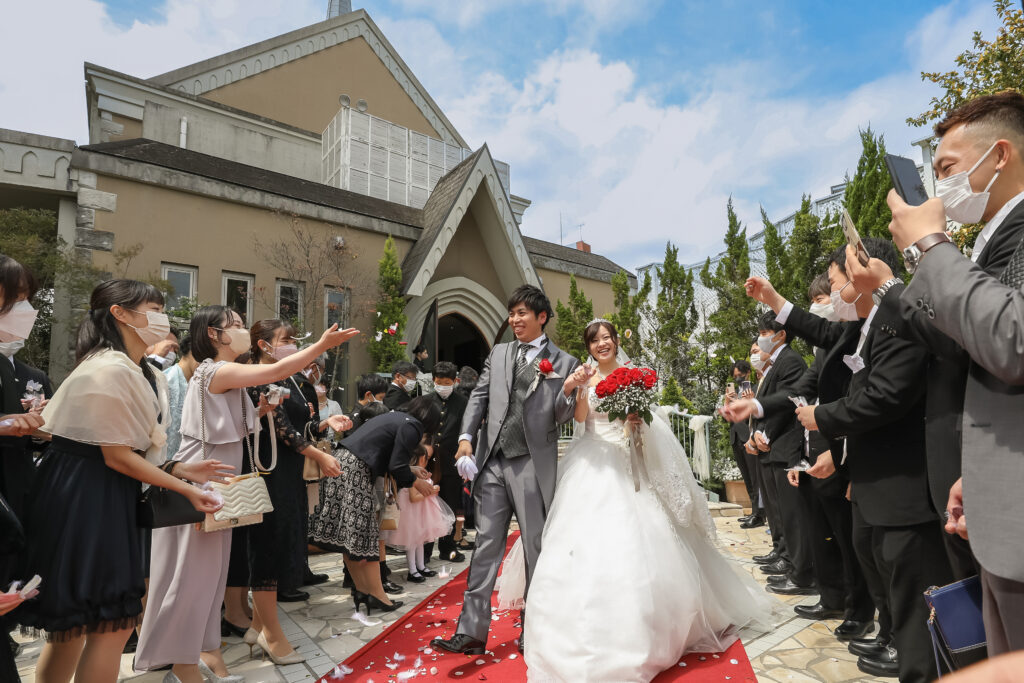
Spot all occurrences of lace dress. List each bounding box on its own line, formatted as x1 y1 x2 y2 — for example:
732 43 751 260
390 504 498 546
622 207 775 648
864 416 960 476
524 387 782 682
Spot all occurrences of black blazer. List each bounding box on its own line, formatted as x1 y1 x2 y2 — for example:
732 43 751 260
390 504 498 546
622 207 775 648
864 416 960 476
0 359 53 518
752 345 807 466
383 382 411 411
729 419 750 448
783 305 932 527
872 203 1024 515
428 390 468 479
339 411 422 488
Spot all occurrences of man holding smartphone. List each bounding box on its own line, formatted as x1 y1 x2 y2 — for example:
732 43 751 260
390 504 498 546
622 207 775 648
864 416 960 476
725 360 763 527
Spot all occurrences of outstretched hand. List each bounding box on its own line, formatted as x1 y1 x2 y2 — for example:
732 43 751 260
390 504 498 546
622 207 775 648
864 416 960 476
744 277 786 313
318 324 360 350
720 399 755 423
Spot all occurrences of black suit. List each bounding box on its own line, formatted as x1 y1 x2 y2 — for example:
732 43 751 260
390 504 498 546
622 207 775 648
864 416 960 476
872 201 1024 579
0 357 53 520
783 305 952 683
752 345 811 582
425 390 468 558
383 382 412 410
728 411 761 517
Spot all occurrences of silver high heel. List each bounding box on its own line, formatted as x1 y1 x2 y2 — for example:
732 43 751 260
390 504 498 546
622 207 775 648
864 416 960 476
243 627 259 658
256 631 306 665
162 672 182 683
198 659 245 683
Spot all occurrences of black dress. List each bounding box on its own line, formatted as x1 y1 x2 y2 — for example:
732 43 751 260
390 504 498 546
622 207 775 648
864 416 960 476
243 375 322 592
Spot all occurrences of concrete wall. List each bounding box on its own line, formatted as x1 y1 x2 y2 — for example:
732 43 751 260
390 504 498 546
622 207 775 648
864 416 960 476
201 38 442 139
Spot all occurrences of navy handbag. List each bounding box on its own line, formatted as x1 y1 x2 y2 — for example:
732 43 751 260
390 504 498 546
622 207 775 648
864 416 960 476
923 575 988 676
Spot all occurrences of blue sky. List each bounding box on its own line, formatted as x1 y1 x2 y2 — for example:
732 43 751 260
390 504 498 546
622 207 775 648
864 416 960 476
3 0 1002 270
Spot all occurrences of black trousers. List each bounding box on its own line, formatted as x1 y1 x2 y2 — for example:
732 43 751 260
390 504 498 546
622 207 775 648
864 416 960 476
943 529 980 581
853 503 954 683
772 465 813 585
731 441 760 516
758 458 787 557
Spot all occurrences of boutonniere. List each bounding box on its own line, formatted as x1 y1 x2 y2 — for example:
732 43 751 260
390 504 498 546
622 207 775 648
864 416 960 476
527 357 561 397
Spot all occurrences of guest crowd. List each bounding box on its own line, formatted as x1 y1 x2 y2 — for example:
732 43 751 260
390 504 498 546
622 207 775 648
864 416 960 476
0 258 479 682
720 91 1024 681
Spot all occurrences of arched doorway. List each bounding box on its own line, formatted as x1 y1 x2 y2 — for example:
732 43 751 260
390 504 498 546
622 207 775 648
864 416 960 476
437 313 489 372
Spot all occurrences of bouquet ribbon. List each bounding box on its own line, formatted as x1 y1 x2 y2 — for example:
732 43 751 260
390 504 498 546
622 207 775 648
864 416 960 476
626 423 650 493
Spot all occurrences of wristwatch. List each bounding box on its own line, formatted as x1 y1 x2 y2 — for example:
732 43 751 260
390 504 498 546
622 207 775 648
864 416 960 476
902 232 953 275
872 278 902 306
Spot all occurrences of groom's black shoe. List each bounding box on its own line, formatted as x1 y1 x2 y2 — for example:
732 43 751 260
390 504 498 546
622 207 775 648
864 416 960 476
432 634 486 655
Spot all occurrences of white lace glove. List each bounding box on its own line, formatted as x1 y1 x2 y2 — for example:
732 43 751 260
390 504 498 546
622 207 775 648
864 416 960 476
457 455 479 481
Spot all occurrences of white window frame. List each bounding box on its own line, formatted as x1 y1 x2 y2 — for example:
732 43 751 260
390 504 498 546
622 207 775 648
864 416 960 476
275 280 304 323
160 263 197 309
324 286 349 330
221 271 254 324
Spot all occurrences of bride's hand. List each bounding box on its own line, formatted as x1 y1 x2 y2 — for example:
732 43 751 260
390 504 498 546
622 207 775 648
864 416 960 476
564 365 595 393
625 413 643 428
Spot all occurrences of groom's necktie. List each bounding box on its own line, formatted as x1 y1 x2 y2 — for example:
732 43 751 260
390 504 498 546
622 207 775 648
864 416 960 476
513 342 531 381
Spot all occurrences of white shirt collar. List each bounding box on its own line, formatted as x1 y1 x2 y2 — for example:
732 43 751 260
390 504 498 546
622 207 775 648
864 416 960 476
972 189 1024 263
518 333 547 349
768 342 786 363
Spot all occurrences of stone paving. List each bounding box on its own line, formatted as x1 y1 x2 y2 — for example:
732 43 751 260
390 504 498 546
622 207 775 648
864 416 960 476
15 505 887 682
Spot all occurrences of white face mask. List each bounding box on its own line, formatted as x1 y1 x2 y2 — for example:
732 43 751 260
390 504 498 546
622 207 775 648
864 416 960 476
0 338 25 358
808 301 835 321
403 377 417 394
434 384 454 399
750 353 765 371
756 332 780 354
936 140 1001 225
127 309 171 346
163 351 177 366
0 300 38 343
829 282 861 321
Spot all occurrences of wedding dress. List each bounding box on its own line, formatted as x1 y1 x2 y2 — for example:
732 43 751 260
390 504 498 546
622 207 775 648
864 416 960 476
522 387 782 682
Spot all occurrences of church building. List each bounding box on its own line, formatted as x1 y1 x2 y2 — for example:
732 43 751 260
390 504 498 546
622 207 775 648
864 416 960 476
0 2 634 391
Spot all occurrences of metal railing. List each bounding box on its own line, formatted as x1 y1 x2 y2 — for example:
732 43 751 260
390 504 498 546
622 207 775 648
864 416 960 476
557 407 711 460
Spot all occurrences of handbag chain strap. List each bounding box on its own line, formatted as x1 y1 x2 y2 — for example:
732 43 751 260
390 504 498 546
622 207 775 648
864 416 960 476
197 361 275 473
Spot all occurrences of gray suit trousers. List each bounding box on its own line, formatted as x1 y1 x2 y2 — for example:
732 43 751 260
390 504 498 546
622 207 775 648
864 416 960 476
456 450 545 643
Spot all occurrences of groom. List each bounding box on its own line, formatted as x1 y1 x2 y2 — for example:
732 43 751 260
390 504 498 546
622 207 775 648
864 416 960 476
432 285 585 655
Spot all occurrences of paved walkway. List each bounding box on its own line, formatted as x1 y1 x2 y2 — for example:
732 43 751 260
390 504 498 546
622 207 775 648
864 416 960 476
15 506 886 682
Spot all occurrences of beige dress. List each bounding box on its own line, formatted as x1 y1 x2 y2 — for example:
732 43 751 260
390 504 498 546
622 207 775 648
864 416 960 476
135 360 255 670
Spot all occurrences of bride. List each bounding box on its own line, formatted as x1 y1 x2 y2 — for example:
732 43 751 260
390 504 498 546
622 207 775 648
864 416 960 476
521 319 782 682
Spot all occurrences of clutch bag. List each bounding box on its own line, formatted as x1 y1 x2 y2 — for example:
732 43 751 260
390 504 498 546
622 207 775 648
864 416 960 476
924 575 988 676
138 486 203 529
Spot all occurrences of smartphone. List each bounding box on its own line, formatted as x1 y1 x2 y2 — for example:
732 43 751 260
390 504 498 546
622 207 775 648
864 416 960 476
841 209 871 267
885 154 930 206
726 382 736 395
739 380 752 394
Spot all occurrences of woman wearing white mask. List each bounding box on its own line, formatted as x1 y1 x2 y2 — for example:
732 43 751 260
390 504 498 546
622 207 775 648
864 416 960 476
0 255 45 439
19 281 230 683
135 308 357 683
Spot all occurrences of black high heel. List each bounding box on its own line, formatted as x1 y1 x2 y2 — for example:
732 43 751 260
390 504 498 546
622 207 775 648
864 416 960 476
365 593 403 613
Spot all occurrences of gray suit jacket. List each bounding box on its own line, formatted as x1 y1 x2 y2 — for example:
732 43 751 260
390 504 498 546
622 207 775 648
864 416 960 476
904 241 1024 582
461 339 579 510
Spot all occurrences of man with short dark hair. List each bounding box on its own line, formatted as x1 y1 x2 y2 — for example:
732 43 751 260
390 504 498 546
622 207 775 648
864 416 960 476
725 360 762 526
425 361 468 563
384 360 419 410
347 373 388 435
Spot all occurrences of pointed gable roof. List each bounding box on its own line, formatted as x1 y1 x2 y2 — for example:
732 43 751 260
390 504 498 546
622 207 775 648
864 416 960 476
147 9 466 148
401 145 542 297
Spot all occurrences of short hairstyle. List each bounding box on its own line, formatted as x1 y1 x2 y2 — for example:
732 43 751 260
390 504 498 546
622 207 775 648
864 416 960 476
312 352 328 370
808 272 831 300
457 366 478 396
507 284 554 329
357 401 388 424
412 344 427 355
732 359 751 375
189 305 236 363
249 319 297 364
433 361 459 379
356 373 389 397
399 395 442 434
935 91 1024 150
829 236 904 279
0 255 38 314
583 320 619 355
757 310 784 333
391 360 418 378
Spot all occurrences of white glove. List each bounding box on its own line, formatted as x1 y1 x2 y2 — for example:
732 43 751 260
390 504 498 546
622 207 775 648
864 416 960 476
456 455 479 481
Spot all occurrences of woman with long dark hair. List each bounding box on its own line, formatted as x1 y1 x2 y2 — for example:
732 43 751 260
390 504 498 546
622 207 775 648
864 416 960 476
18 280 228 683
240 319 350 664
310 395 440 612
135 307 357 683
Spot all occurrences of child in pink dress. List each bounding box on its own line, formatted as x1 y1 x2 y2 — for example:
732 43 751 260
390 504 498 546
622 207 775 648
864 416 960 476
382 451 456 580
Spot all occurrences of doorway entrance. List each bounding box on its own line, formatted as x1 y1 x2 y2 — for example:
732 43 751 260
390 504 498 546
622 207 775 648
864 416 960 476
437 313 490 372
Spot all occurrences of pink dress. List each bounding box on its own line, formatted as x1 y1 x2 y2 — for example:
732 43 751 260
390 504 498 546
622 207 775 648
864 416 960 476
382 488 456 548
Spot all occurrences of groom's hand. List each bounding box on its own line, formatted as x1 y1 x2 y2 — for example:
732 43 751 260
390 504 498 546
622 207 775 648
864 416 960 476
456 439 474 460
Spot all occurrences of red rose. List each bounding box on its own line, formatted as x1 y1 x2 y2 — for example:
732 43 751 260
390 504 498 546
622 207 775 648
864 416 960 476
539 358 553 374
642 372 657 389
628 368 643 384
595 380 609 398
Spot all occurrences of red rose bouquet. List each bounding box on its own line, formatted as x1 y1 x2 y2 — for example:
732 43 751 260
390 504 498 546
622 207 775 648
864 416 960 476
593 366 658 424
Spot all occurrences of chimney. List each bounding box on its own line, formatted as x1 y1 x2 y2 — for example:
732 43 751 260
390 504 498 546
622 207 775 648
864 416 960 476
575 240 591 253
327 0 352 18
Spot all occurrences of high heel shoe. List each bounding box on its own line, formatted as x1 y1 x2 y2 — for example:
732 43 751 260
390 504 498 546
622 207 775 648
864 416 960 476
256 632 306 665
351 588 368 611
364 593 403 613
162 672 182 683
243 628 259 658
220 617 250 638
198 659 245 683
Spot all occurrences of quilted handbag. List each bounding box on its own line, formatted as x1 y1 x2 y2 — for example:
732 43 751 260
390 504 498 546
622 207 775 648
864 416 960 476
924 575 988 676
199 367 275 532
380 475 400 531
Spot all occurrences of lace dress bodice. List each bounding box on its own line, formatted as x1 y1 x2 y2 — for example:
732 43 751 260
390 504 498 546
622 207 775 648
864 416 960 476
582 385 630 446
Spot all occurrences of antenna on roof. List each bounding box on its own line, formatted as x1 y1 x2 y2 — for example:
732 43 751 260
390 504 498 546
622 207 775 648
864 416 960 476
577 223 585 242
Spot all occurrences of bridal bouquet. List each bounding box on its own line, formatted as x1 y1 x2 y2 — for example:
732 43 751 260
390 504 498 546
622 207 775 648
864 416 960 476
594 366 658 425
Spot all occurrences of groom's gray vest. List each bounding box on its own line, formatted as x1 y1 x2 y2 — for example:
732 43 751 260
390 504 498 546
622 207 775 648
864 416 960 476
495 344 537 459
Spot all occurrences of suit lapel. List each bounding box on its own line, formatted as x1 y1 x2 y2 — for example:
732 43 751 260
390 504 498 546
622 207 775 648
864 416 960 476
504 342 515 393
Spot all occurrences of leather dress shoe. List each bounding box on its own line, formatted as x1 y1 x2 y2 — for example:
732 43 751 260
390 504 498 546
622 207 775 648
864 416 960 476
445 550 466 562
835 619 875 641
857 646 899 678
303 570 330 586
432 634 486 655
753 550 780 564
382 578 403 594
766 579 818 596
738 514 753 523
759 559 791 575
766 574 788 586
793 602 844 620
277 588 310 602
849 636 888 658
740 516 766 529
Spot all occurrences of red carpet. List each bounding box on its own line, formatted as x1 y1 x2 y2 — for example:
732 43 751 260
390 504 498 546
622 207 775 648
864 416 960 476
320 533 757 682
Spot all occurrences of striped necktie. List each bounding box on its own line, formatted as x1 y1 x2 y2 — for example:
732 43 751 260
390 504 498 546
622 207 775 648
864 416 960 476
513 342 531 381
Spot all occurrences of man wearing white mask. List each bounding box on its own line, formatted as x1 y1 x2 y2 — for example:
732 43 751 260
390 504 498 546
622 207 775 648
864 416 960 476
425 361 469 563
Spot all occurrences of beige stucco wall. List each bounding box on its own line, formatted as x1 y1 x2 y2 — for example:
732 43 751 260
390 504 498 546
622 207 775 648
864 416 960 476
429 210 506 304
201 38 441 138
89 174 415 389
537 267 617 333
109 114 143 142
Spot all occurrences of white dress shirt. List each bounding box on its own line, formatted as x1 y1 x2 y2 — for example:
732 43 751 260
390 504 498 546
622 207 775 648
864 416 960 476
972 189 1024 263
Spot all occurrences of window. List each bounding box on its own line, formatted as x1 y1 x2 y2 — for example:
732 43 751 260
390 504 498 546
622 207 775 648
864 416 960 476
275 280 303 325
325 287 348 329
161 264 197 312
221 272 254 324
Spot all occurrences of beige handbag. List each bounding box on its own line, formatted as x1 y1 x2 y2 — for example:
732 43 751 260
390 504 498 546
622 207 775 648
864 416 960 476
302 421 332 515
380 475 400 531
200 368 275 532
